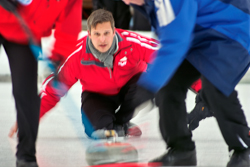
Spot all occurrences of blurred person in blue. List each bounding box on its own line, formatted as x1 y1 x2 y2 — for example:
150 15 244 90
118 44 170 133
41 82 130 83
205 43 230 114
123 0 250 166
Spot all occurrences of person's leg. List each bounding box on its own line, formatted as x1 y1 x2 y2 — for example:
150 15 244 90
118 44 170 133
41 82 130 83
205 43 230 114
3 40 40 164
151 60 200 165
201 76 250 150
115 73 144 124
95 0 115 19
200 77 250 167
92 0 104 10
0 34 4 44
156 60 200 150
114 0 131 29
81 91 120 137
115 73 147 136
132 7 151 31
93 0 131 29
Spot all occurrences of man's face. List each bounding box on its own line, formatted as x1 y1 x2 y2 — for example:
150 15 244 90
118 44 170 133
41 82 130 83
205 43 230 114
88 22 115 53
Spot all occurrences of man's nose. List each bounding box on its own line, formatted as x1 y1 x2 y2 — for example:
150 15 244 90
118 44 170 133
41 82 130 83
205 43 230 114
100 35 105 42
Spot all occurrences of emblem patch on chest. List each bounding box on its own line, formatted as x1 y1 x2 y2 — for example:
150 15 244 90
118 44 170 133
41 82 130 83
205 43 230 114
118 56 127 67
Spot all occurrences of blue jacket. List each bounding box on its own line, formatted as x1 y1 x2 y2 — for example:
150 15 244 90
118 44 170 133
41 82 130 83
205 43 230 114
135 0 250 96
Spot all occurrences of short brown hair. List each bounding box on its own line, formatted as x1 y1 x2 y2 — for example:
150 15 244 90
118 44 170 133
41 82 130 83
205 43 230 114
87 9 115 32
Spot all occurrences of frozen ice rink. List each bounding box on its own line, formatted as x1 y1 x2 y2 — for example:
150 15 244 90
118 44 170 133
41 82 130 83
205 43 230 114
1 82 250 167
0 31 250 167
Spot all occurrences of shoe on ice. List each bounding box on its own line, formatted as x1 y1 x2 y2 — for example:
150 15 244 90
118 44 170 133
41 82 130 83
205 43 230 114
90 122 142 139
114 122 142 137
187 93 214 131
16 159 38 167
125 122 142 137
227 148 250 167
149 148 197 166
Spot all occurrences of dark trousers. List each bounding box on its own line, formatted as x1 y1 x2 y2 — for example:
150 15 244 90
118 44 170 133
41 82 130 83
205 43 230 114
156 60 250 151
92 0 131 29
0 35 40 162
132 8 151 31
81 73 142 137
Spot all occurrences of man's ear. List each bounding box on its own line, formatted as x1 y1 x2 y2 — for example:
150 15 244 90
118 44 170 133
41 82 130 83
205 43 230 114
112 28 116 37
87 30 91 39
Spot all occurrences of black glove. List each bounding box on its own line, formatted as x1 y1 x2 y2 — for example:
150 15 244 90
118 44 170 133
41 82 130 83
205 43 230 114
48 60 61 74
187 93 214 131
48 53 66 71
0 0 19 12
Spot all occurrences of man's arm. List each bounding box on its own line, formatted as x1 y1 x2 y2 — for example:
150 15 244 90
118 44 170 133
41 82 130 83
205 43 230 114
138 0 198 93
40 0 82 115
40 49 81 118
122 30 159 63
48 0 82 63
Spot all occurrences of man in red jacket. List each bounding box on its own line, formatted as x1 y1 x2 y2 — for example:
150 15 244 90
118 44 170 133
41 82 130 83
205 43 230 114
39 9 159 139
38 9 209 139
0 0 82 166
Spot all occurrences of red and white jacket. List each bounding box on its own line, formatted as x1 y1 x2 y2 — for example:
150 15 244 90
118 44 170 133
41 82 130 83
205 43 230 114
0 0 82 60
40 29 159 118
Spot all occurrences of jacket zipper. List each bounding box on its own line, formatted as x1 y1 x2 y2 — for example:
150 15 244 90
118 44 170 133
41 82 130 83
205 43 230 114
107 44 132 79
107 67 112 78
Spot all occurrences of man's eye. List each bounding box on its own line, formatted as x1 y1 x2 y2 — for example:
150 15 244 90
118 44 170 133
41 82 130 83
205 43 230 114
104 32 110 35
95 33 100 36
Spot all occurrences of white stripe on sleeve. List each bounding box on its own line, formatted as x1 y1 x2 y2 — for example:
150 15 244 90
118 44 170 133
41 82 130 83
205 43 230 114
155 0 175 27
58 45 83 73
126 37 159 50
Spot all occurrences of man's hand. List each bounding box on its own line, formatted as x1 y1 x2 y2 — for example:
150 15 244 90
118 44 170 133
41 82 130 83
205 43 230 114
123 0 145 5
187 93 214 131
0 0 18 12
0 0 32 12
48 53 66 72
8 121 18 138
